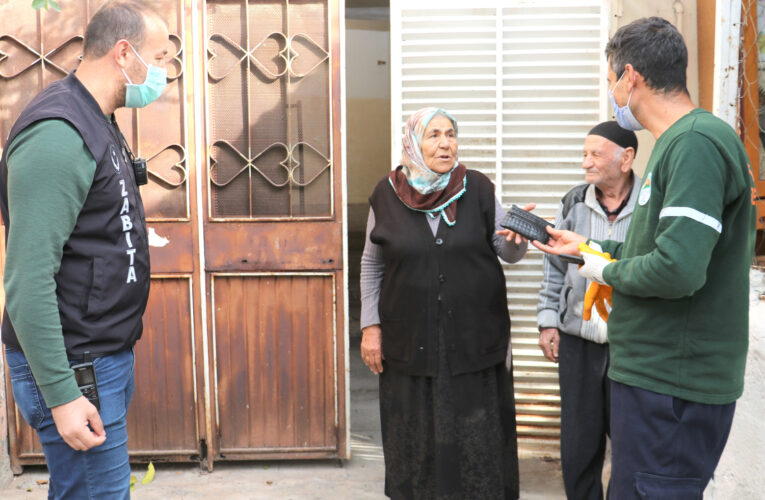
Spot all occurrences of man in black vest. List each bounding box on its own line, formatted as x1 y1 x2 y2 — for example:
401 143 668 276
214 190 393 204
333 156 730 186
0 2 167 497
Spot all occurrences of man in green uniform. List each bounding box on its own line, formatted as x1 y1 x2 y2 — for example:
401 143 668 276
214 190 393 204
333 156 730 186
535 17 757 499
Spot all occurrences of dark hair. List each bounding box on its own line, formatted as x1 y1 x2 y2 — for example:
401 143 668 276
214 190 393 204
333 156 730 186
605 17 688 95
82 0 161 59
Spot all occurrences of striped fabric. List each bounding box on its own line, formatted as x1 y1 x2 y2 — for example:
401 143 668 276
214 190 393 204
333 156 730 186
659 206 723 233
580 201 632 343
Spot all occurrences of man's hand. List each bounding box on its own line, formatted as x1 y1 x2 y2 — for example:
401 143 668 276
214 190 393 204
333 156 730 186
578 242 616 285
361 325 384 375
538 328 559 363
496 202 536 245
532 227 587 255
50 396 105 451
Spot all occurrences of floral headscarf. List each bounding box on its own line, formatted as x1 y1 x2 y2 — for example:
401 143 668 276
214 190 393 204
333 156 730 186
389 107 467 226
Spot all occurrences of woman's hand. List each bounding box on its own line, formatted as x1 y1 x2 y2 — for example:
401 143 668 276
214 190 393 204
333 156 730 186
495 202 536 245
532 227 587 255
361 325 384 375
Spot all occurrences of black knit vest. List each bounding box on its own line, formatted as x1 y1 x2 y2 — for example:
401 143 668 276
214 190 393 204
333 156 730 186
369 169 510 376
0 72 150 356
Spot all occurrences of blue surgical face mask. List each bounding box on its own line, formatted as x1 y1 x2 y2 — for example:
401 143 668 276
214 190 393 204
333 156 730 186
122 43 167 108
609 70 644 131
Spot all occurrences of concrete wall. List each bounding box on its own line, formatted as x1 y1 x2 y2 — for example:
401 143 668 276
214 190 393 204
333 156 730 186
704 268 765 498
611 0 700 178
345 18 391 234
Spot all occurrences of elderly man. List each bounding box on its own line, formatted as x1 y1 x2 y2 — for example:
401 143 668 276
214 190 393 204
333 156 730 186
535 17 757 499
0 1 168 498
537 121 638 500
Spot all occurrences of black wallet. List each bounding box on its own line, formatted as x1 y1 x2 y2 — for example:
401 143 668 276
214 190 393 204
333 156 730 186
500 205 553 244
559 254 584 265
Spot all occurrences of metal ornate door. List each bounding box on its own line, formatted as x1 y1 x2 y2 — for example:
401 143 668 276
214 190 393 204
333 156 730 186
201 0 347 461
0 0 347 471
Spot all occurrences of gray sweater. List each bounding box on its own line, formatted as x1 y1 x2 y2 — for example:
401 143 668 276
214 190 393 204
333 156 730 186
536 177 640 343
360 197 527 330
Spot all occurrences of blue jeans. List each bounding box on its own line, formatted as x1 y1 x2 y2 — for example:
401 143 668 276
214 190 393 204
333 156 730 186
5 347 135 500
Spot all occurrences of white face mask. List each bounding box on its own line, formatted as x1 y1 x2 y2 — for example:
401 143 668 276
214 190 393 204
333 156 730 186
609 71 644 131
121 43 167 108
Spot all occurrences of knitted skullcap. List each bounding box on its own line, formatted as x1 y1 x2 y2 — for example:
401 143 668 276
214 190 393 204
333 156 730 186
587 121 638 153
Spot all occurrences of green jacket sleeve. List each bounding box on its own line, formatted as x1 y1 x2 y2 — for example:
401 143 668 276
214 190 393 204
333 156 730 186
592 239 623 259
601 133 725 298
4 119 96 407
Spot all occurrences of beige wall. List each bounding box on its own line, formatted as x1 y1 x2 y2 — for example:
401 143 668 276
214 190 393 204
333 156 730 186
346 19 391 231
347 97 390 200
609 0 700 177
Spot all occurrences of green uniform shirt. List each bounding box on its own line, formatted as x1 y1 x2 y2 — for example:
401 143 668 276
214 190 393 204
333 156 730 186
598 109 757 404
4 119 97 407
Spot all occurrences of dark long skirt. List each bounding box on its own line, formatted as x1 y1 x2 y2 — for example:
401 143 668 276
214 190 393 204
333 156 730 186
379 332 519 500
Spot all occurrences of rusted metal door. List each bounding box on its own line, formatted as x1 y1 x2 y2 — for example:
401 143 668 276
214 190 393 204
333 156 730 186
0 0 205 470
201 0 347 461
0 0 347 470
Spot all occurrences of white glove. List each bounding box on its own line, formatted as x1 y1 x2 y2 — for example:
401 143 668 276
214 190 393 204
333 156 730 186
577 242 615 285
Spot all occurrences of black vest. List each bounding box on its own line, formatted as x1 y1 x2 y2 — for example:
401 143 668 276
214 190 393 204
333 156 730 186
0 72 150 356
369 169 510 376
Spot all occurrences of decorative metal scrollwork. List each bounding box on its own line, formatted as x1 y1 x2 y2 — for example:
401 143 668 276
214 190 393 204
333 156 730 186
207 31 328 81
0 6 189 221
206 1 332 218
166 33 184 82
0 34 83 78
147 143 187 188
209 140 330 188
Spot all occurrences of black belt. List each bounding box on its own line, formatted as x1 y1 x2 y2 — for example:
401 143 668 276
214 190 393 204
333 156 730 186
67 351 110 363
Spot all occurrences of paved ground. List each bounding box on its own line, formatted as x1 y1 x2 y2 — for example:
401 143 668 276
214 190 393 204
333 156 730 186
0 337 566 499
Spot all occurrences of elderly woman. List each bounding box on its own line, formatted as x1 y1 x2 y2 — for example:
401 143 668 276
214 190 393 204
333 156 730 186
360 107 529 499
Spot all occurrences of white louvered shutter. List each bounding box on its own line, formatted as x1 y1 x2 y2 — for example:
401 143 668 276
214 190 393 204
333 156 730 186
391 0 609 456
